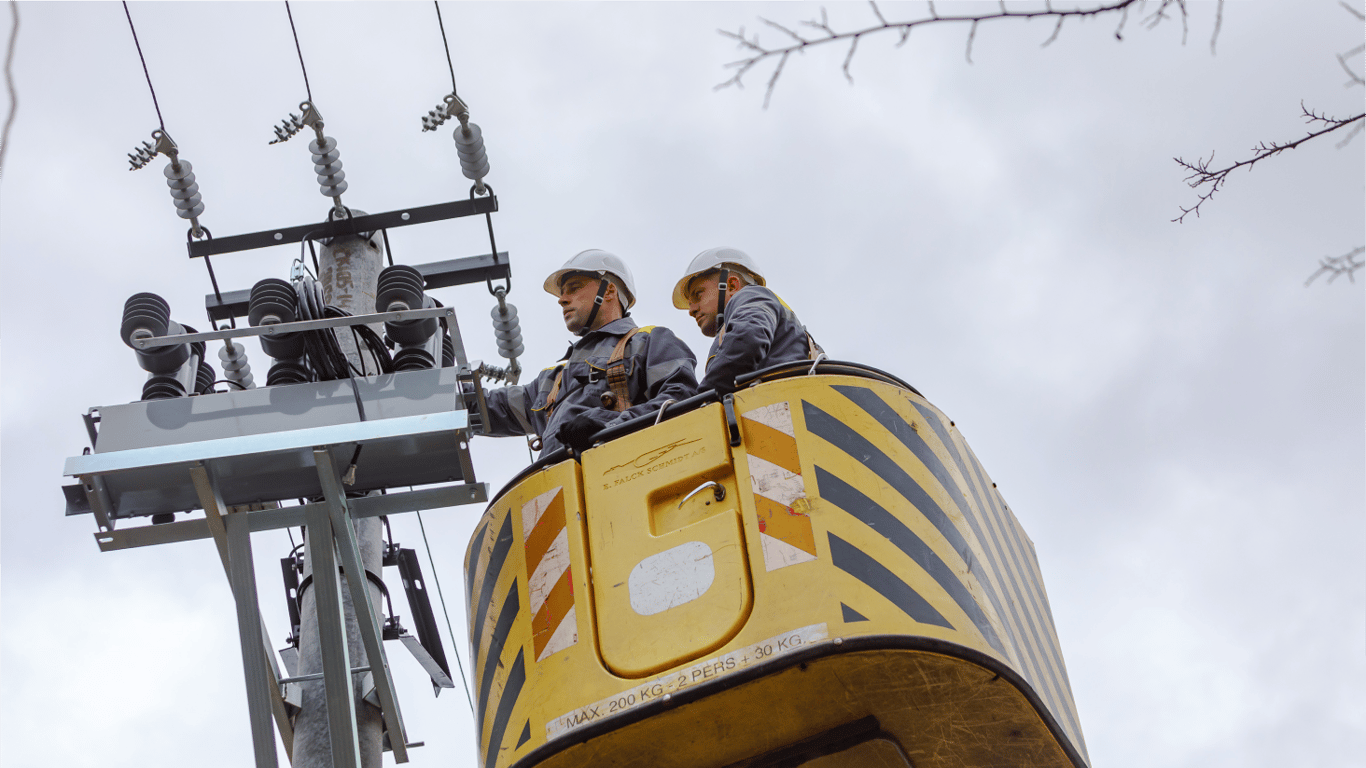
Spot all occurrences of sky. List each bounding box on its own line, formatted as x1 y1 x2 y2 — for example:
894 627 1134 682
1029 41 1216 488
1 2 1362 767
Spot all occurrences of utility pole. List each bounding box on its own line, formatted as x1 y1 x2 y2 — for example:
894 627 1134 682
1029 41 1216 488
292 223 387 768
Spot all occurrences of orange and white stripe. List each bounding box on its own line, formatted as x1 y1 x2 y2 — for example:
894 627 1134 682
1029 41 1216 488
522 486 577 662
741 402 818 571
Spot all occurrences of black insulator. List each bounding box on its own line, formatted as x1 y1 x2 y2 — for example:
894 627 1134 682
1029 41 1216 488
267 360 312 386
249 279 299 326
441 334 455 367
181 324 207 364
141 375 186 401
251 279 307 359
121 292 170 347
375 265 426 313
385 316 438 346
260 330 307 360
195 361 216 394
135 341 191 375
392 347 436 372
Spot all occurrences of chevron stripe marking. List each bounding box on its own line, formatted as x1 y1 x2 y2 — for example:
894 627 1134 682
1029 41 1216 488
741 417 802 475
533 567 577 661
754 494 817 558
522 488 566 571
741 401 795 436
470 513 515 661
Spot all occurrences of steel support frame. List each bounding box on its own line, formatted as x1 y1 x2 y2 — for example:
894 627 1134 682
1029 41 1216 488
175 450 430 767
311 447 410 763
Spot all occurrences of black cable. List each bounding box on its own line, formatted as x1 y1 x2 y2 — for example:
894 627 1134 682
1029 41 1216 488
381 228 394 268
122 2 164 131
284 1 313 103
433 1 459 95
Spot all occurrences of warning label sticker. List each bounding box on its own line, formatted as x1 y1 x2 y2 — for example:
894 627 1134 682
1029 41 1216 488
545 623 829 740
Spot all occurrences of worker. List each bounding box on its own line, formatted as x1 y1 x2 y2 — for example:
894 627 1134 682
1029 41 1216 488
483 249 699 455
673 247 821 395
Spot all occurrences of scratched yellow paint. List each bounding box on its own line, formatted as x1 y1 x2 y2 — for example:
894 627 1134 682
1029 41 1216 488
464 376 1088 768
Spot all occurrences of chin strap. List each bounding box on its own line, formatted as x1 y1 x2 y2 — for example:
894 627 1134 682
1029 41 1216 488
715 268 730 329
577 278 611 337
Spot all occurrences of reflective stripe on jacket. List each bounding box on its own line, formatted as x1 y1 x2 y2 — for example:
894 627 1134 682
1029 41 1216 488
483 317 698 456
700 285 814 395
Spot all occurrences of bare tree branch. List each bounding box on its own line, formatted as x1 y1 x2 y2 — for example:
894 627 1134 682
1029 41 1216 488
716 0 1201 108
1173 104 1366 222
1340 0 1364 21
1211 0 1223 54
1336 43 1364 87
1305 246 1365 286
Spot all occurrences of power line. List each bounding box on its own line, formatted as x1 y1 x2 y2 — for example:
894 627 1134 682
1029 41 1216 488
433 1 459 96
284 1 313 103
122 1 164 130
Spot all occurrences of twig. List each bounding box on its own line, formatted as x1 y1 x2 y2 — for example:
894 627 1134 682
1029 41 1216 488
1305 246 1365 286
717 0 1168 108
1173 105 1366 222
0 1 17 178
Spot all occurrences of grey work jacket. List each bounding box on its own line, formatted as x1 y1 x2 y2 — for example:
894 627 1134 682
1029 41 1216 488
700 285 815 395
483 317 699 456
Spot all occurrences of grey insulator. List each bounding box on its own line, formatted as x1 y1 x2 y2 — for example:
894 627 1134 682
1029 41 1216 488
490 302 524 359
308 136 348 199
453 122 490 181
218 340 256 390
164 160 205 220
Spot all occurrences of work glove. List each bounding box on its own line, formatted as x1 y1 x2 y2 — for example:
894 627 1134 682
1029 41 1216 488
556 409 616 452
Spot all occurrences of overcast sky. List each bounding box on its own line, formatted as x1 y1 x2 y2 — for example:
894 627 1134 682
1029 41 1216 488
1 2 1362 767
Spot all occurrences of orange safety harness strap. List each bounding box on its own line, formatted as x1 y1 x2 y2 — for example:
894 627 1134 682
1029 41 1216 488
544 327 641 415
604 328 640 412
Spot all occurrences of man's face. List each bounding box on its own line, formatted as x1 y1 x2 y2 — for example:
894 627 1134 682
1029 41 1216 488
686 273 722 337
559 274 603 334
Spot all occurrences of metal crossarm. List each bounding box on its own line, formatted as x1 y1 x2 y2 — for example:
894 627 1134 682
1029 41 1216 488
186 196 498 259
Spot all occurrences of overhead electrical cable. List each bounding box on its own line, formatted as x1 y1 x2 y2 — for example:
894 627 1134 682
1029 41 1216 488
121 2 164 131
283 1 313 103
433 1 459 96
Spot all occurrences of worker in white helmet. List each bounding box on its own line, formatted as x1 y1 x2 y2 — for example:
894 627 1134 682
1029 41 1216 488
483 249 699 455
673 247 821 395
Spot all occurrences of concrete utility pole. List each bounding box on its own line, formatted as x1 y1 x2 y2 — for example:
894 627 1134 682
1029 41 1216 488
292 224 387 768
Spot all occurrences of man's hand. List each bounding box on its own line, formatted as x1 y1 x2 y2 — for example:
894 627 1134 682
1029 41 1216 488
556 409 615 451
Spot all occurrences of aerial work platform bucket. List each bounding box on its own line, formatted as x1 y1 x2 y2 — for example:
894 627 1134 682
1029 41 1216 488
465 364 1089 768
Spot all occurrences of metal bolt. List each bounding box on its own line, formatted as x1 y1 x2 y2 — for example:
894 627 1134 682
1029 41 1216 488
833 638 843 645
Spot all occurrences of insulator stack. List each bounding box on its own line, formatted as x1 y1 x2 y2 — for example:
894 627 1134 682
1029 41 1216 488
490 301 524 360
441 333 455 367
249 279 307 361
218 340 256 389
392 348 436 372
377 265 437 349
309 136 348 201
453 122 490 183
121 292 170 346
266 360 312 386
164 160 205 220
142 375 186 401
195 361 217 395
121 293 190 374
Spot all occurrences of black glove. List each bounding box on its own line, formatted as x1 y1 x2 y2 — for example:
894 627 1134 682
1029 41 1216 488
556 410 614 452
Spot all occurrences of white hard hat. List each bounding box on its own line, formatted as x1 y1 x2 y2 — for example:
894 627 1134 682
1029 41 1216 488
671 247 767 309
543 249 637 309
